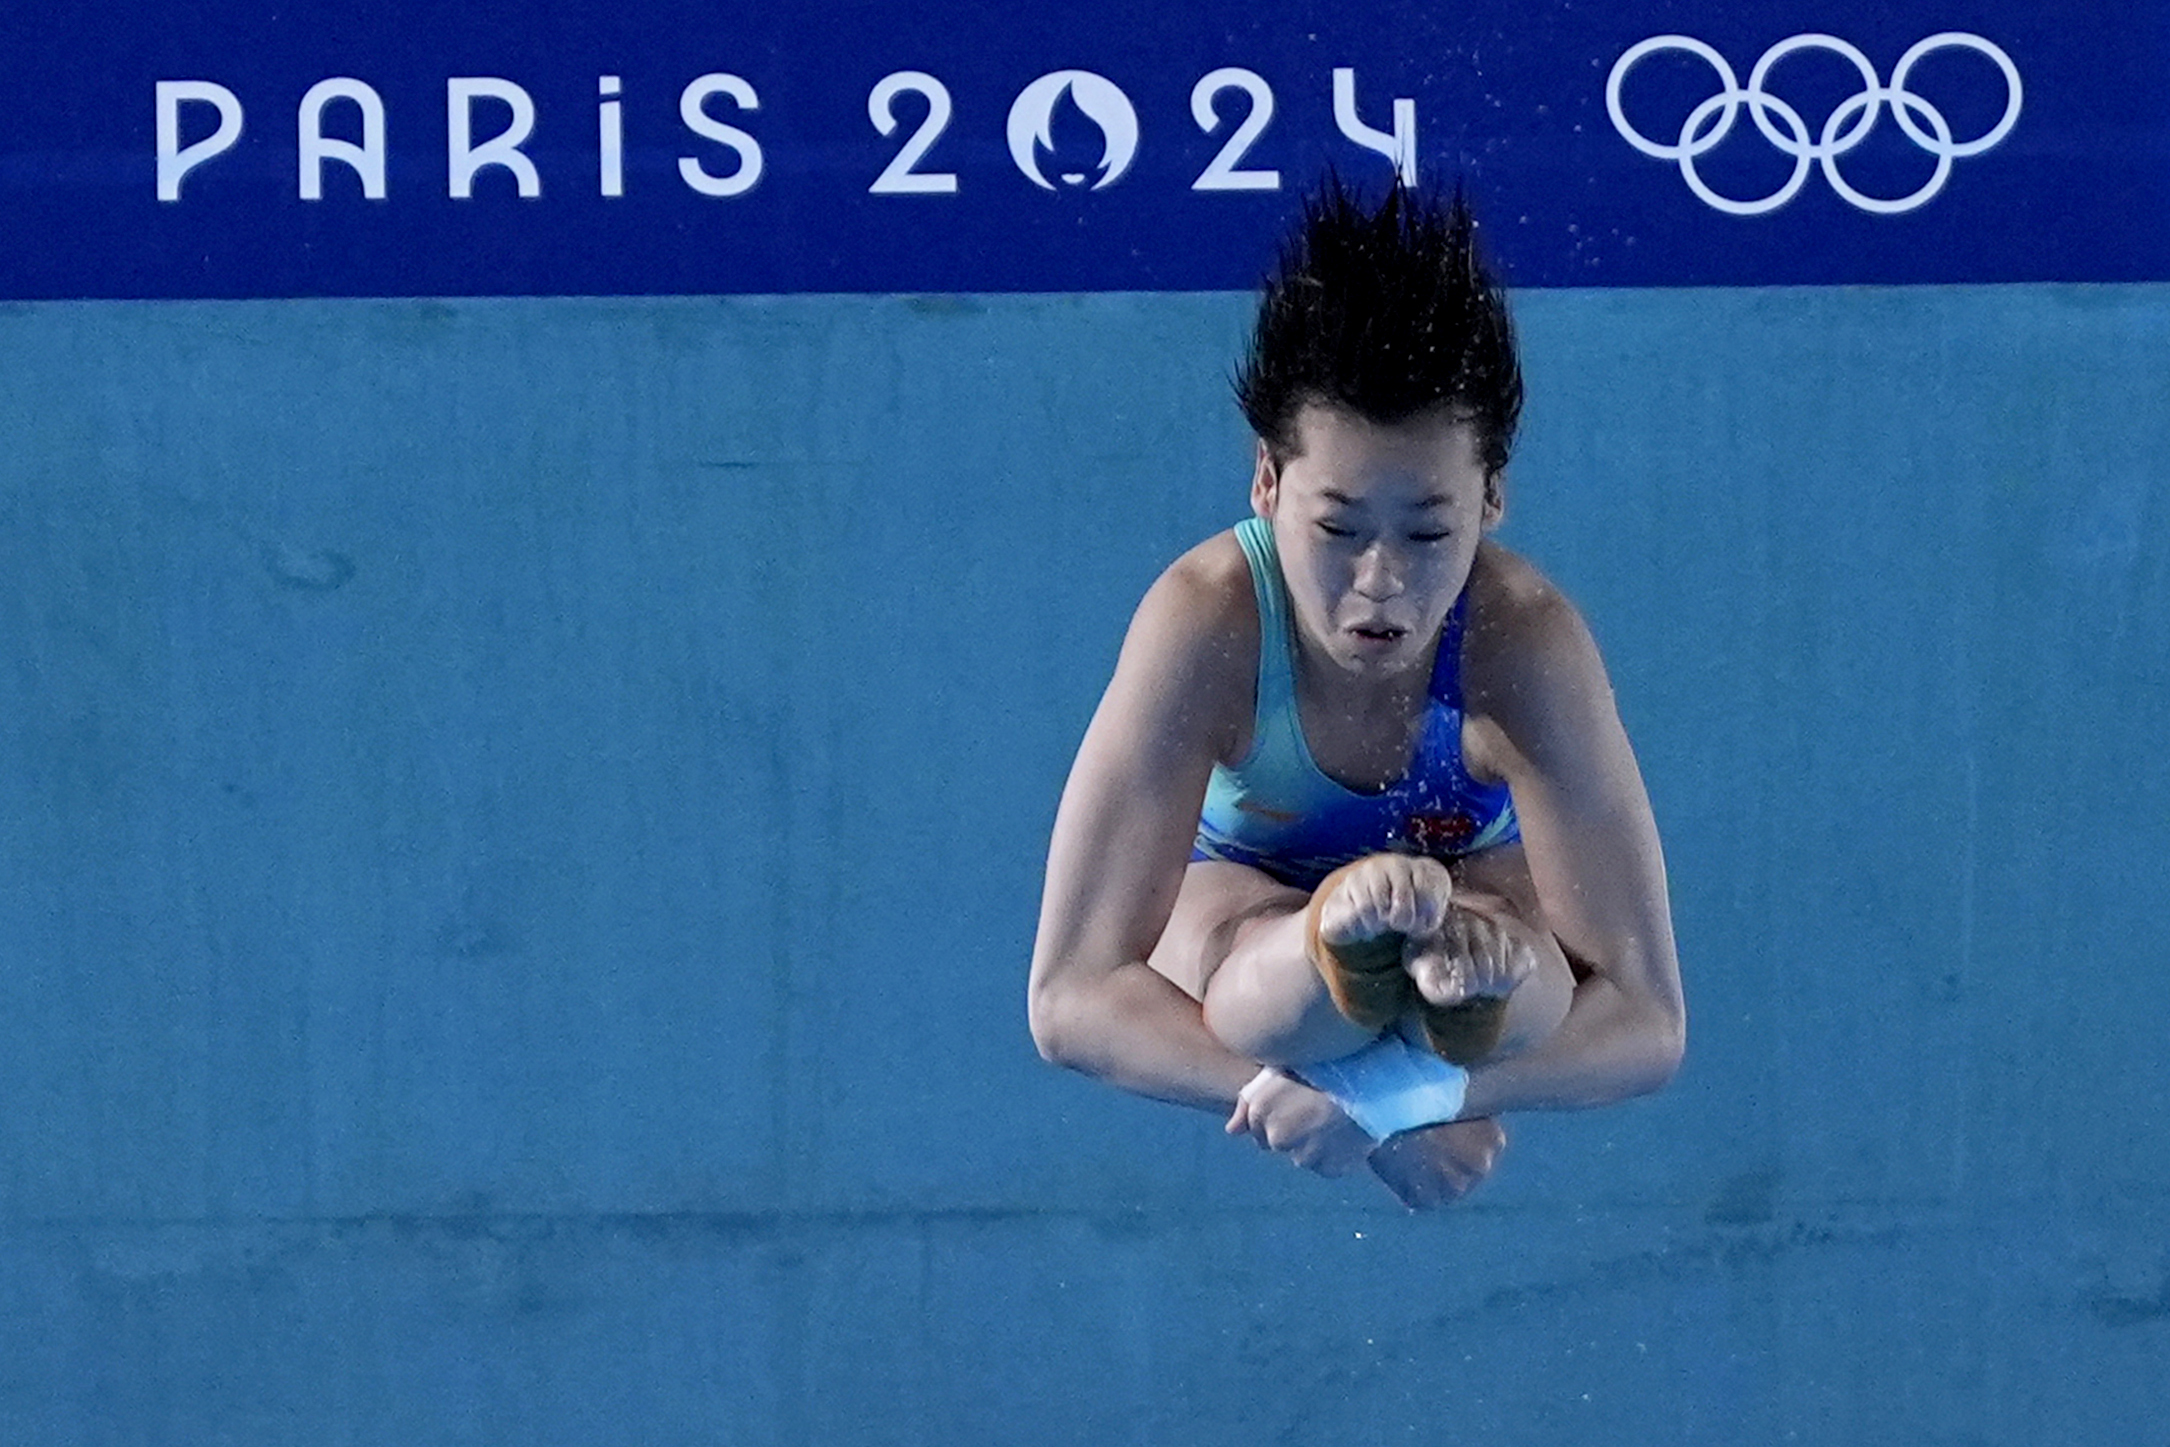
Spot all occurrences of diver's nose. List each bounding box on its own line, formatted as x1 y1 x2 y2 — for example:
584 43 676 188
1352 541 1404 599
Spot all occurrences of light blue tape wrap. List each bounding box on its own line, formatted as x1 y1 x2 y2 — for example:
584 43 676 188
1295 1033 1469 1141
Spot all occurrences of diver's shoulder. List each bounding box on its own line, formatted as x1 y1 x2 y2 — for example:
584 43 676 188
1468 540 1576 622
1164 527 1253 591
1148 529 1259 637
1464 541 1600 672
1128 528 1261 684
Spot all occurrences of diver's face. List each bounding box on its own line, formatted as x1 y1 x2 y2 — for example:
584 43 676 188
1251 402 1500 681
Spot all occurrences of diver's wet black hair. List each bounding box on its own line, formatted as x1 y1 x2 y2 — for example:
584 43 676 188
1235 175 1522 475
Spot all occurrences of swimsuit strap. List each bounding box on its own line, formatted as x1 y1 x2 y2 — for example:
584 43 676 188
1429 589 1471 711
1232 517 1296 731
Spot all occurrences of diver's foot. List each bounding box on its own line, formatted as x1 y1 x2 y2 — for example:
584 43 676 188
1404 903 1533 1065
1304 854 1455 1033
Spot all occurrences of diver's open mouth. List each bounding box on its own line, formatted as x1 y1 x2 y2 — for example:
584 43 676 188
1347 625 1408 649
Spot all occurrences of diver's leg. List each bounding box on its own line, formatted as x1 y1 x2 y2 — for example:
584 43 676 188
1154 853 1572 1070
1145 860 1375 1063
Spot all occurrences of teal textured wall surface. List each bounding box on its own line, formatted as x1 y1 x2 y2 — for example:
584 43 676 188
2 287 2166 1443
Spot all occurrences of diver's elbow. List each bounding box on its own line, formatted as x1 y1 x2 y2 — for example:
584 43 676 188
1027 977 1081 1070
1644 1003 1686 1093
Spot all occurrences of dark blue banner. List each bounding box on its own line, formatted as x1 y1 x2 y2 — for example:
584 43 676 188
2 0 2165 296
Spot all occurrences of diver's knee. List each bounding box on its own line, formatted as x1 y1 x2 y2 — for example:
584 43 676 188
1491 946 1574 1061
1200 964 1288 1062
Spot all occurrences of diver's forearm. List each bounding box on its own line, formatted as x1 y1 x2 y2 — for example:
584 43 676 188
1030 959 1258 1112
1459 973 1683 1117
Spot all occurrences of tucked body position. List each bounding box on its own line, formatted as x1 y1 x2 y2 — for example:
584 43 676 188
1027 179 1685 1208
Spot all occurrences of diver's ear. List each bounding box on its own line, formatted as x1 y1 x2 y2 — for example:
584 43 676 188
1250 441 1279 519
1482 469 1506 530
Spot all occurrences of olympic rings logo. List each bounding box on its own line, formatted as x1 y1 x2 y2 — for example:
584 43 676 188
1606 33 2022 215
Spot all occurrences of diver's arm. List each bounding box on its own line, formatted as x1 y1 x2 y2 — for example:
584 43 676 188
1455 579 1686 1117
1027 550 1259 1111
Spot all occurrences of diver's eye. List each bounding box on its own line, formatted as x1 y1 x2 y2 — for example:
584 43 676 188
1409 531 1451 544
1316 521 1354 539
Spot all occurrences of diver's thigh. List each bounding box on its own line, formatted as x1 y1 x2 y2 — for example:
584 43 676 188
1146 860 1309 1002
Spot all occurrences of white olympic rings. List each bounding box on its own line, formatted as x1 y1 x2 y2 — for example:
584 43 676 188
1606 33 2023 215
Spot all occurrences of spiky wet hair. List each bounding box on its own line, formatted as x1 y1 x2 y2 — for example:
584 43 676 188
1234 176 1522 474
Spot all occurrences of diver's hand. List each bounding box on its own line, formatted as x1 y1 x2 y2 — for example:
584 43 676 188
1226 1068 1375 1177
1367 1116 1507 1210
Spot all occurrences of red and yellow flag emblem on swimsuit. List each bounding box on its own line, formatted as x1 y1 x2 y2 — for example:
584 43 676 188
1406 810 1479 857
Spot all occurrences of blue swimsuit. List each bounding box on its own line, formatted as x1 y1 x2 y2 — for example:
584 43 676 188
1191 517 1519 890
